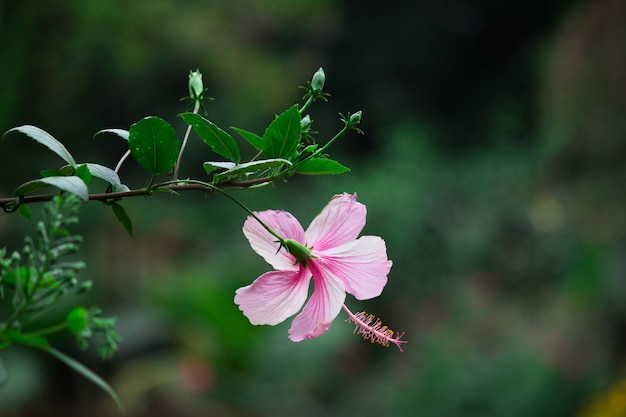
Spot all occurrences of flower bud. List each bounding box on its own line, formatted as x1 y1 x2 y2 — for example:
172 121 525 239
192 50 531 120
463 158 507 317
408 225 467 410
300 114 312 131
349 110 362 126
66 306 90 334
188 70 204 98
311 67 325 92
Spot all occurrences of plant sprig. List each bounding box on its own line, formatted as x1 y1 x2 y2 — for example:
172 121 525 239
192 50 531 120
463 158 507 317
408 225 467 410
0 194 122 410
0 68 363 409
0 68 362 235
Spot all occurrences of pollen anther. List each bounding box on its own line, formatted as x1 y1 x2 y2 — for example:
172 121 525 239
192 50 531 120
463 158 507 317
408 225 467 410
342 305 407 352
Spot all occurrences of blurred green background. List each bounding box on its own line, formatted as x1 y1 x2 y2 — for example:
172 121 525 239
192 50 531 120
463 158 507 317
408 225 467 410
2 0 626 416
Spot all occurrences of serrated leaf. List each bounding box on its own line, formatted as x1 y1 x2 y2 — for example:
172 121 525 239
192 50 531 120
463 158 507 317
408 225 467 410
14 176 89 201
179 113 241 163
111 202 132 236
295 158 350 175
4 125 77 167
94 129 129 141
231 126 263 151
18 204 32 221
262 105 301 159
128 117 180 175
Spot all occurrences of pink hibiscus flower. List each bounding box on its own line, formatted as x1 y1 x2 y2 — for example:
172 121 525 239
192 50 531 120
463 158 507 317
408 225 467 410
235 193 404 349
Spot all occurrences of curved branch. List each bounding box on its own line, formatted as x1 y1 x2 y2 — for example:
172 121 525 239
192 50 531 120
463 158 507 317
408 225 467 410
0 176 277 212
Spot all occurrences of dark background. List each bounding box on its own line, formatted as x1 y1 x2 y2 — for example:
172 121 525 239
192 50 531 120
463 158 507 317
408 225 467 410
2 1 626 416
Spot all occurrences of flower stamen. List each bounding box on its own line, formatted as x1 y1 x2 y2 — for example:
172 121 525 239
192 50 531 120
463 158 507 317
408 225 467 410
342 304 407 352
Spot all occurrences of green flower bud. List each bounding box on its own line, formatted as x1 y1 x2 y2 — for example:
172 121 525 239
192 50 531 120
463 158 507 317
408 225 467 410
349 110 362 126
188 70 204 98
311 67 325 92
66 306 90 334
284 239 315 266
300 114 312 131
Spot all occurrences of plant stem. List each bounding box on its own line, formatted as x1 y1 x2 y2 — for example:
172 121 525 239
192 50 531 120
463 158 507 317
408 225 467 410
173 100 201 180
289 125 350 172
298 95 315 115
21 322 67 338
156 179 285 243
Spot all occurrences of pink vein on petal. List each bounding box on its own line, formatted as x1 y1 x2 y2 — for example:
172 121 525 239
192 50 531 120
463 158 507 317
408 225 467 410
288 263 346 342
235 268 310 326
305 193 367 252
314 236 392 300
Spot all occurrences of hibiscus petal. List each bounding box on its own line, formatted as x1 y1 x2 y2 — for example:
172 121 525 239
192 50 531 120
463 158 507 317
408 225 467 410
234 268 310 326
288 264 346 342
305 193 366 252
313 236 392 300
243 210 305 271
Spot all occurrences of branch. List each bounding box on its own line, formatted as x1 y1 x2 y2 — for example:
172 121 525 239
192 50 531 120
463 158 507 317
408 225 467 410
0 176 276 211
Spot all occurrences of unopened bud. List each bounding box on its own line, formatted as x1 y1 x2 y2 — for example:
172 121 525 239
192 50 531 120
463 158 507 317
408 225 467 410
300 114 312 131
66 306 90 334
311 67 325 92
188 70 204 98
349 110 362 126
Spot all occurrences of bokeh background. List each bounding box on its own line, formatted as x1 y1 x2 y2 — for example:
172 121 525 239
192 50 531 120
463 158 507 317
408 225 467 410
2 0 626 416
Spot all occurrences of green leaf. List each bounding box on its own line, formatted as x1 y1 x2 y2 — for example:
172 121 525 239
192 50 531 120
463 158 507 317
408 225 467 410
262 105 301 159
231 126 263 151
295 158 350 175
14 176 89 201
94 129 129 141
204 158 291 177
75 164 92 185
4 125 77 167
40 165 73 178
47 347 124 411
111 202 133 236
18 204 32 221
84 163 128 191
179 113 241 163
128 117 180 175
5 331 50 350
203 161 235 175
40 169 65 178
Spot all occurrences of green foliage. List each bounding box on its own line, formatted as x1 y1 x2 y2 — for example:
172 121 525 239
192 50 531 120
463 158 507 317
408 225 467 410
0 68 357 219
14 176 89 202
3 125 77 168
46 347 122 411
180 112 241 163
128 116 180 175
203 159 292 183
261 104 301 159
231 126 264 151
0 194 121 408
294 157 350 175
83 163 128 193
111 202 133 236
